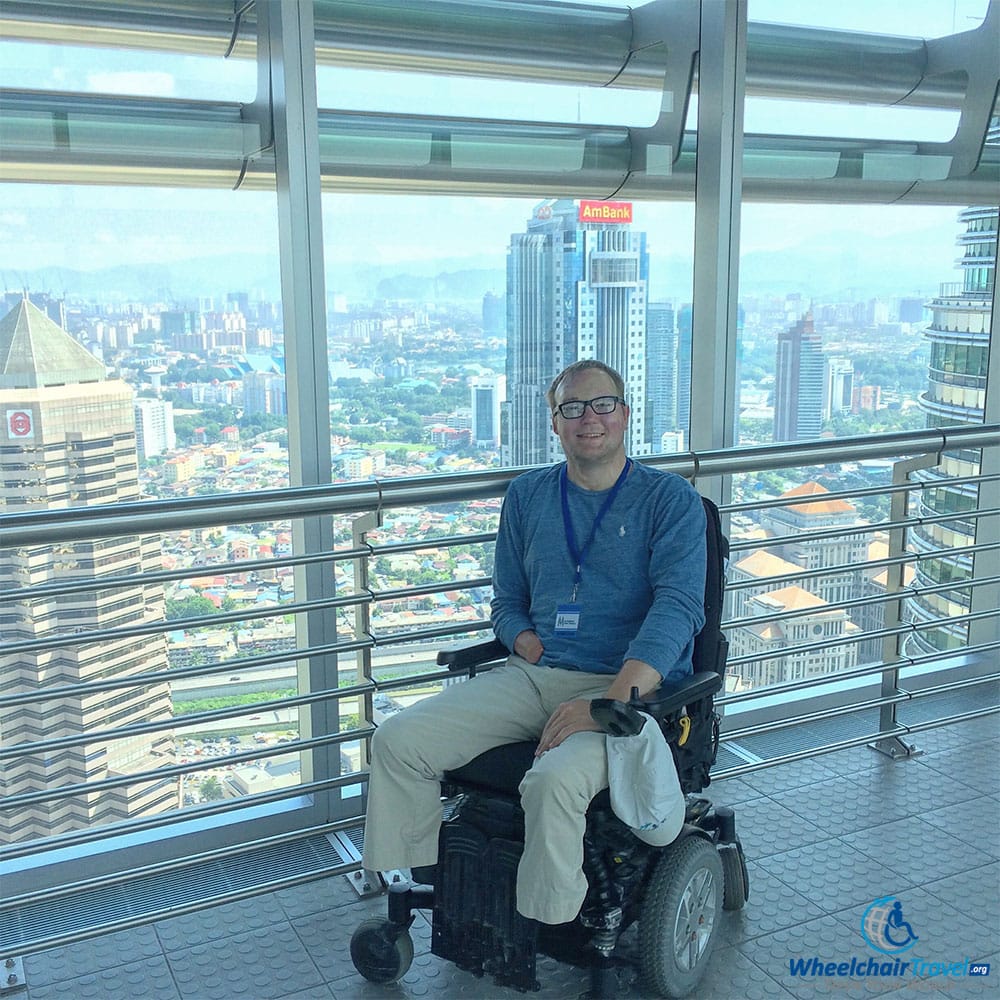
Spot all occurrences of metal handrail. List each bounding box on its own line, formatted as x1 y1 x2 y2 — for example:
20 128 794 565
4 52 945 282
2 427 997 866
2 426 995 546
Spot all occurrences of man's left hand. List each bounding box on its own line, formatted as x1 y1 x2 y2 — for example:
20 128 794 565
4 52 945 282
535 699 601 757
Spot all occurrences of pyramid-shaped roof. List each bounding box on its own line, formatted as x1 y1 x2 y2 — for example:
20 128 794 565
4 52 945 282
780 481 856 515
0 299 105 389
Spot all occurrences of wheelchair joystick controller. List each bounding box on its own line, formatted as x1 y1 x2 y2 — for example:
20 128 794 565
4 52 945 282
589 688 646 737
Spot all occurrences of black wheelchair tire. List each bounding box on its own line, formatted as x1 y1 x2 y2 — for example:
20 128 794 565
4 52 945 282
639 836 724 998
350 918 414 984
719 842 749 911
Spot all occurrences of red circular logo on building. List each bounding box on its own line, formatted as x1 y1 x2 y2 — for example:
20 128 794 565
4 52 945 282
8 410 32 437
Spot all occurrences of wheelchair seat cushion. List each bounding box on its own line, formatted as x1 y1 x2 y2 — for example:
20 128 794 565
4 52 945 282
444 740 537 796
443 740 615 812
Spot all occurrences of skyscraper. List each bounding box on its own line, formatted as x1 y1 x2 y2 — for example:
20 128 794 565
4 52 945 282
823 357 854 421
773 312 824 442
470 374 506 448
908 203 996 654
0 299 177 843
646 302 679 450
503 199 650 466
134 396 177 459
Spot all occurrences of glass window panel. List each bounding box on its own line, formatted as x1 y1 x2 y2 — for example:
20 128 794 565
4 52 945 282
749 0 989 36
0 180 293 847
321 194 694 478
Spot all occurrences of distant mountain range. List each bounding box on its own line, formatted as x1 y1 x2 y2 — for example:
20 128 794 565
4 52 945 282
7 225 955 307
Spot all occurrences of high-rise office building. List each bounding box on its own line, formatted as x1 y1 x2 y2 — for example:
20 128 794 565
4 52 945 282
646 302 678 449
503 198 650 466
470 374 506 448
482 292 505 336
675 304 693 439
908 202 996 654
243 370 287 416
823 357 854 420
134 396 176 460
773 312 824 442
0 299 177 843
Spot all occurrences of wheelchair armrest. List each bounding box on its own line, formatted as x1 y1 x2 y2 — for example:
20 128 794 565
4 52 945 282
436 637 509 674
589 671 722 736
640 671 723 720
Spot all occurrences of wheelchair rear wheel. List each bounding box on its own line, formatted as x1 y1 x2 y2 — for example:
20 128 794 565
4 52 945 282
350 918 414 984
639 836 723 998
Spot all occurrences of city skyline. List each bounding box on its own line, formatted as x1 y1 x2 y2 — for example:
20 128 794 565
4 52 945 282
0 187 967 305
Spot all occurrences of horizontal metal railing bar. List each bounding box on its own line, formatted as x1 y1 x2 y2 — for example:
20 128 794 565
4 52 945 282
0 816 361 912
5 530 984 709
727 503 998 557
713 726 908 779
725 541 995 592
0 723 374 810
0 771 361 864
4 857 364 959
898 706 1000 738
723 472 999 517
0 682 374 766
904 640 1000 669
723 692 910 742
727 516 918 554
718 654 915 708
725 620 910 667
2 428 996 547
3 589 367 656
0 545 364 603
366 530 498 557
0 3 983 113
0 528 498 605
726 606 994 669
0 633 374 709
906 671 1000 697
725 572 996 633
370 618 494 649
370 575 492 604
722 671 998 744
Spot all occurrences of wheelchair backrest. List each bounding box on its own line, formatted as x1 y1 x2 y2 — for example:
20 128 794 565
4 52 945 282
691 495 730 678
667 495 729 792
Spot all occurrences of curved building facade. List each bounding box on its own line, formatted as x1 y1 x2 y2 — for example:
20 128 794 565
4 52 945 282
909 205 997 654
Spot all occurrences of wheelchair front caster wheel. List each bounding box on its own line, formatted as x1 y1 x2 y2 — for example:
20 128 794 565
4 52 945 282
719 842 749 911
350 918 414 984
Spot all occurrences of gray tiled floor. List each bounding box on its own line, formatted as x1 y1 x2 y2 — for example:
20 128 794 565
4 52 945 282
17 716 999 1000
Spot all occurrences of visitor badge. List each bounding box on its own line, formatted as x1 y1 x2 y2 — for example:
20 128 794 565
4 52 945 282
554 603 581 637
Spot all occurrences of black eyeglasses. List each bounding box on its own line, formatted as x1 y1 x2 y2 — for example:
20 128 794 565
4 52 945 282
553 395 625 419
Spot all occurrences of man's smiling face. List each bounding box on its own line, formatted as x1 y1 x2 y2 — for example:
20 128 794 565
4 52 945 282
550 368 630 469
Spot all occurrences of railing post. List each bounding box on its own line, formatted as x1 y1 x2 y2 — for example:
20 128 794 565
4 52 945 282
352 511 382 774
871 453 938 759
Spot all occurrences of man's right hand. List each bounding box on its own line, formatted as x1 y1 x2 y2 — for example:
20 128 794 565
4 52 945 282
513 629 543 663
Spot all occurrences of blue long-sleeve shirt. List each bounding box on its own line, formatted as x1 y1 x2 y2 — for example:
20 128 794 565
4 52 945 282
491 461 706 681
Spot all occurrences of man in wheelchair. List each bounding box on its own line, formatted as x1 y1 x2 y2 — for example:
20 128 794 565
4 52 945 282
354 360 746 997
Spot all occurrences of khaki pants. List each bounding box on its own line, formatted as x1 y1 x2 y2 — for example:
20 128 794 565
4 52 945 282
361 655 614 924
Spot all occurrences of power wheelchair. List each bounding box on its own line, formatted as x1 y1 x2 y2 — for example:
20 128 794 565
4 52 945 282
351 496 748 998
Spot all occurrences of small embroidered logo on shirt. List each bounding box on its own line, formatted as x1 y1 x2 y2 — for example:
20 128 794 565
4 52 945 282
619 525 626 536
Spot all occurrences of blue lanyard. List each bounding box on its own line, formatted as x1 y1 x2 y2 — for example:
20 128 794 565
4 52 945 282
560 459 631 602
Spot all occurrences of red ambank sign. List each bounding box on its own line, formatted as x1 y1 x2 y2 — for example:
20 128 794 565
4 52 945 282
578 200 632 224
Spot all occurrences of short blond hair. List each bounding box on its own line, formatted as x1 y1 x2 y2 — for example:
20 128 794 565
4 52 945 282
546 360 626 412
